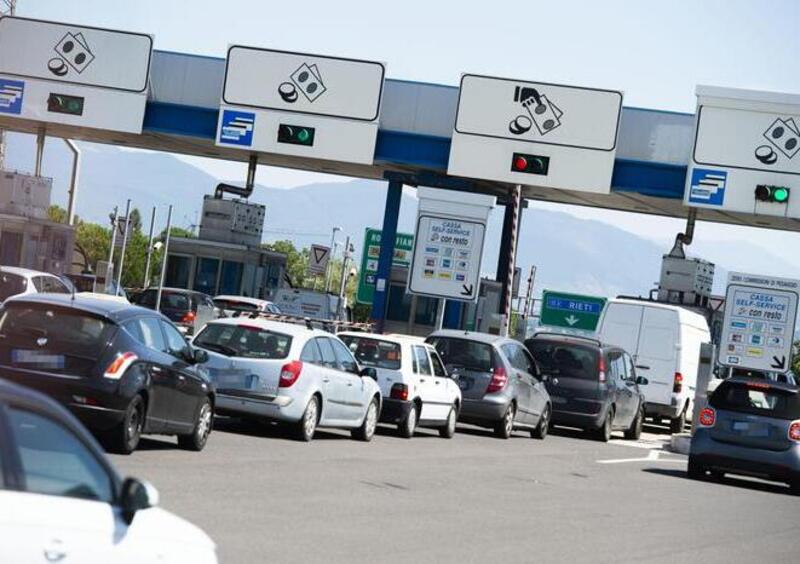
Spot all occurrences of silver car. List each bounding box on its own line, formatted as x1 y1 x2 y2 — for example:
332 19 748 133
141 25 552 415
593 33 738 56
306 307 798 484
690 377 800 494
193 318 382 442
427 330 551 439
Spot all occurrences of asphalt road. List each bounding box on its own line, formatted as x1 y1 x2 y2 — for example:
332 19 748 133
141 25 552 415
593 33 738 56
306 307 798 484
111 420 800 564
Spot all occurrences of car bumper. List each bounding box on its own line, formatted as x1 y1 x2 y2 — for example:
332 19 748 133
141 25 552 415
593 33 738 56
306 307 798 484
551 408 605 430
691 430 800 483
645 401 682 419
458 396 509 427
216 390 303 422
68 402 127 431
379 398 414 424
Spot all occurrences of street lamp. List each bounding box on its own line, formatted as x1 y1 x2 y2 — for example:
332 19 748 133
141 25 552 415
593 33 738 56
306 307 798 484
324 226 341 293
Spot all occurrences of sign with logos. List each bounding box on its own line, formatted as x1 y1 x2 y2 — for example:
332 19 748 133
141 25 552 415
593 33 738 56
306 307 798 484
216 46 385 164
356 228 413 305
407 188 495 302
448 74 623 193
685 85 800 219
539 291 606 332
0 16 153 133
307 244 331 277
718 272 799 374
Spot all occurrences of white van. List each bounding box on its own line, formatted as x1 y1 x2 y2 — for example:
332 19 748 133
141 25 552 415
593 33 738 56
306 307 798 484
595 299 711 433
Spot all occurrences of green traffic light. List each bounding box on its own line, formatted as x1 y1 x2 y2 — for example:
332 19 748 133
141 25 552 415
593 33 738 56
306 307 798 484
297 129 310 143
773 187 790 203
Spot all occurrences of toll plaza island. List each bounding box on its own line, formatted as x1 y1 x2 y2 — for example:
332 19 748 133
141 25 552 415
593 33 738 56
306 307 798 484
0 8 798 564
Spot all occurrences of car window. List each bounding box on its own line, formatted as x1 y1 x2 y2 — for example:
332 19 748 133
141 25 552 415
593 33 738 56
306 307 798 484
44 276 70 294
518 347 539 378
430 349 447 377
137 290 156 308
340 335 402 370
162 293 190 311
608 353 625 383
623 354 636 381
316 337 338 369
31 276 45 292
214 299 259 313
138 317 167 352
7 406 113 503
300 339 321 363
0 272 26 301
528 340 599 381
429 337 494 373
501 343 527 373
194 323 292 359
122 319 146 344
413 345 432 375
161 321 189 357
331 339 359 373
710 381 800 419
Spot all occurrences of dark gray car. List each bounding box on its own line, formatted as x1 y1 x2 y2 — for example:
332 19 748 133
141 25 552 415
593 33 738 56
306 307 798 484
427 330 551 439
526 334 648 442
689 377 800 494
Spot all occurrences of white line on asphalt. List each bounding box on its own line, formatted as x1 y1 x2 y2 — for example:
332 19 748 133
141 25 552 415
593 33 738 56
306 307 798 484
597 449 686 464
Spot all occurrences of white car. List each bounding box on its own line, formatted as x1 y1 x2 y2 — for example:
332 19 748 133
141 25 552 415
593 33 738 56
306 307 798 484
339 332 462 438
0 266 72 303
0 378 217 564
213 295 281 317
193 318 382 442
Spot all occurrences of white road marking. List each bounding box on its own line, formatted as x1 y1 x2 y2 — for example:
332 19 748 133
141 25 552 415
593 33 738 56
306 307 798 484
597 449 686 465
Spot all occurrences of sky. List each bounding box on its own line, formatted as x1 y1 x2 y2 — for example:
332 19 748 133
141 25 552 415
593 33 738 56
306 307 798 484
8 0 800 266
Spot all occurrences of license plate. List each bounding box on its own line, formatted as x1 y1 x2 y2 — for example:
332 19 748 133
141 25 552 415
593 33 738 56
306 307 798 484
732 421 749 432
732 421 769 437
11 349 65 369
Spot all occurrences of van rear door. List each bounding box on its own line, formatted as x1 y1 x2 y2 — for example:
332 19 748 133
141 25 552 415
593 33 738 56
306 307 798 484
636 307 679 407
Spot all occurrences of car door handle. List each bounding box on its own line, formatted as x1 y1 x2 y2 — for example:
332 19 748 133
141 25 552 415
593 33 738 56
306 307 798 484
44 540 67 562
322 378 330 383
178 374 186 382
420 378 427 383
435 380 441 385
151 366 163 374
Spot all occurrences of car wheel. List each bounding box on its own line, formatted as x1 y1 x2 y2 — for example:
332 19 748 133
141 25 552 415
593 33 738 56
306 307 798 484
439 405 457 439
352 397 379 442
594 408 613 442
178 397 213 451
625 405 645 440
295 395 319 442
670 406 687 434
531 404 551 440
399 403 417 439
687 455 706 480
494 403 515 439
107 395 145 455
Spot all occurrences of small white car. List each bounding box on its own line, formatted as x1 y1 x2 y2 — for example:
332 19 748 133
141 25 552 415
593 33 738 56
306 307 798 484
0 378 217 563
339 332 462 438
213 295 281 317
0 266 72 303
193 318 382 441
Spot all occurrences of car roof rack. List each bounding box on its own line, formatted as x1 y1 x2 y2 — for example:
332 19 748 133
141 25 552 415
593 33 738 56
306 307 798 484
529 331 603 347
242 311 374 334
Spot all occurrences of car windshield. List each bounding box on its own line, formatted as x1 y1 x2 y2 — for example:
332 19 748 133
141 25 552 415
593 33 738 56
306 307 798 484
340 336 402 370
710 381 800 420
527 340 599 380
214 299 259 312
0 272 27 301
428 337 494 373
194 323 291 359
138 290 189 311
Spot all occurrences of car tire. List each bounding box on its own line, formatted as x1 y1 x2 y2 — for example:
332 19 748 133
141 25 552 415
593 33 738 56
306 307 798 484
439 405 457 439
531 404 551 440
399 403 418 439
687 455 706 480
107 395 145 455
294 395 319 442
494 403 515 439
594 408 614 442
625 405 645 440
670 406 687 434
352 397 379 442
178 397 213 451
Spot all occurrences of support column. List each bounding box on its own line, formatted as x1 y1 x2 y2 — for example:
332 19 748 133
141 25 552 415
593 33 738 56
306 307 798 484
370 180 403 333
499 185 522 336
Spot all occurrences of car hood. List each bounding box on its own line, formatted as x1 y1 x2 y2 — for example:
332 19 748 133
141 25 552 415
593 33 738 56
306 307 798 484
128 506 217 556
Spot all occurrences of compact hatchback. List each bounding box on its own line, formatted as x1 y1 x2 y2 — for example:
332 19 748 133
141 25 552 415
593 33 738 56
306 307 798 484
689 378 800 494
0 266 72 303
339 332 461 438
0 294 214 454
194 318 382 442
0 378 218 563
427 330 551 439
526 334 649 441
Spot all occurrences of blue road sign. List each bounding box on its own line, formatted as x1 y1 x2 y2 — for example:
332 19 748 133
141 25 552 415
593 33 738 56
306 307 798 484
0 78 24 115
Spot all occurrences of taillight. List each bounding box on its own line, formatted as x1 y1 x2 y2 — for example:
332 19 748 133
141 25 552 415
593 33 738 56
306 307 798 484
598 357 607 384
486 367 508 394
390 383 409 401
104 352 138 380
279 360 303 388
673 373 683 394
698 407 716 427
181 311 197 324
789 421 800 442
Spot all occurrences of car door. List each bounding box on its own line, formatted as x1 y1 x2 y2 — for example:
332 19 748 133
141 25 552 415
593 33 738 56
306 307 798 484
622 352 642 421
124 316 173 433
519 345 548 422
609 351 633 426
428 345 454 419
315 337 348 421
411 344 440 421
330 337 366 423
160 320 203 432
501 343 534 424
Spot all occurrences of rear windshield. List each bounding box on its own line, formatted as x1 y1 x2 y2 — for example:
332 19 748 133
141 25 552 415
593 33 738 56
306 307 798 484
340 336 401 370
428 337 494 373
0 272 26 301
194 323 291 359
710 381 800 420
214 299 259 313
527 340 599 380
138 290 190 311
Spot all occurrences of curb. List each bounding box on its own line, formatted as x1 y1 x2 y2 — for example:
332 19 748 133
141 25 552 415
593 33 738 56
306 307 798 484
668 433 691 455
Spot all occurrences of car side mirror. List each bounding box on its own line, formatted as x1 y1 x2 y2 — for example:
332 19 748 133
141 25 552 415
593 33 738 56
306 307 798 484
193 348 209 364
360 367 377 380
636 376 649 386
120 477 159 525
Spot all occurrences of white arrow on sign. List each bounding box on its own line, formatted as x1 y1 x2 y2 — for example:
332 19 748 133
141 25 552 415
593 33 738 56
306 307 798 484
565 315 579 326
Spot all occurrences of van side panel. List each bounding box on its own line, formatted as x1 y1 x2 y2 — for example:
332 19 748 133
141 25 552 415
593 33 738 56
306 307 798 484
637 307 679 407
597 303 643 355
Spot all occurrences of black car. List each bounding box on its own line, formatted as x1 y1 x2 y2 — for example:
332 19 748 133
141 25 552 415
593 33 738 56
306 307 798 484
525 334 649 441
0 294 213 454
135 288 218 336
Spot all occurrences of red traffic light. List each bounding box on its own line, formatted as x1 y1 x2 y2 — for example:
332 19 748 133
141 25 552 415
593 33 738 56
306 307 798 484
513 156 528 171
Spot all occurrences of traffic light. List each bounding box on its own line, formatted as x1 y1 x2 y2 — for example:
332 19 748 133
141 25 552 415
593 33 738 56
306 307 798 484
755 184 790 204
510 152 550 176
47 93 84 116
277 124 315 146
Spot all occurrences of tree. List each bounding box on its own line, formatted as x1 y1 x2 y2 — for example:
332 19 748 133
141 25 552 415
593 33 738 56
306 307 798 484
263 240 308 288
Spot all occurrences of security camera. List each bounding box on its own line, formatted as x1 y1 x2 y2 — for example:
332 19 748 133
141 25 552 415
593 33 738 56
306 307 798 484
153 241 164 251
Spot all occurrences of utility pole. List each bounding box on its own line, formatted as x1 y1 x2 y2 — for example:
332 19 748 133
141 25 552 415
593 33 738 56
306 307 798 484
116 199 132 291
143 206 157 288
156 205 173 312
324 226 341 293
0 1 17 171
336 236 352 321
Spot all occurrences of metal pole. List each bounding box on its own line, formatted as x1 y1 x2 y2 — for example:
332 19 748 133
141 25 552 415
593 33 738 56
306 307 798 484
0 1 16 171
156 205 173 312
107 206 119 265
34 129 45 176
435 299 446 331
522 265 537 323
336 236 351 321
143 206 157 288
116 199 132 289
324 226 340 293
63 140 80 226
501 185 522 337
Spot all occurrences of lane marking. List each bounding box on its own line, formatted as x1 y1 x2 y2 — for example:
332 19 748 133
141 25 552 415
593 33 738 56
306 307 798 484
597 449 685 465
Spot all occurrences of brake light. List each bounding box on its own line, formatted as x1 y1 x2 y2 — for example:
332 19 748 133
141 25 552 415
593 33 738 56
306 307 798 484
486 367 508 394
789 421 800 442
390 383 409 401
104 352 138 380
598 357 607 384
279 360 303 388
698 407 716 427
181 311 197 324
747 381 771 390
673 373 683 394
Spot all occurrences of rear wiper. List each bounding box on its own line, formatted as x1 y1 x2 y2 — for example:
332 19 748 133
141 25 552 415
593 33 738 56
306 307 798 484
199 342 238 357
